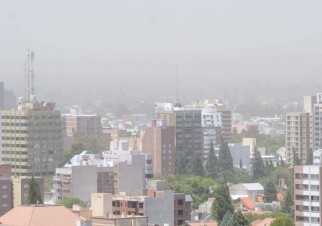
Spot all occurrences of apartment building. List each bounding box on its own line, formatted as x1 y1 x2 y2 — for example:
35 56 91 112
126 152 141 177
294 165 322 225
311 94 322 151
285 112 310 165
111 180 192 226
175 108 203 159
201 108 222 160
142 119 175 176
1 99 62 176
54 165 114 202
0 164 12 216
0 82 16 111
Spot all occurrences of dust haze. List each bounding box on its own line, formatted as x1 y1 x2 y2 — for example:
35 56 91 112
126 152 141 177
1 0 322 107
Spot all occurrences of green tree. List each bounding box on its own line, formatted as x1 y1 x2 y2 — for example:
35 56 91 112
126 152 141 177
220 211 233 226
175 152 188 175
292 147 301 166
205 141 217 179
56 197 88 208
191 153 205 177
227 211 249 226
217 138 233 173
270 216 294 226
211 185 234 222
251 150 265 179
26 176 43 205
264 181 277 203
167 175 215 209
239 158 243 169
281 187 294 214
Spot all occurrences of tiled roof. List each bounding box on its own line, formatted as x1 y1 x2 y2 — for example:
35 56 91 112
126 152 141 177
240 197 255 209
0 205 82 226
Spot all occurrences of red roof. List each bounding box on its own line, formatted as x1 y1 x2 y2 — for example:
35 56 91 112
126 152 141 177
0 205 82 226
240 197 255 209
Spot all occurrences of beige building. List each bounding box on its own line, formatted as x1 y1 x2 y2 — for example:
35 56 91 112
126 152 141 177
1 100 62 176
142 120 175 176
12 176 44 207
294 165 321 225
285 112 310 165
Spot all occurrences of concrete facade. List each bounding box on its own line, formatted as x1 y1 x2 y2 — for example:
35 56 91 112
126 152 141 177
228 143 251 169
175 109 202 158
285 112 310 166
294 165 322 226
142 120 175 176
1 100 62 176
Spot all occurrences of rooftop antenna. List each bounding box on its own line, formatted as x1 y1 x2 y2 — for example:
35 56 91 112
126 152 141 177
26 50 30 101
26 50 35 101
30 51 35 97
176 64 179 103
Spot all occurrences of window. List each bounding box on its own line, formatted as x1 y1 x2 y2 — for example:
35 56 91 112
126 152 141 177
2 185 7 190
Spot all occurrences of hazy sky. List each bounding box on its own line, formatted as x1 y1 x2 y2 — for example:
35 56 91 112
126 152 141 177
1 0 322 104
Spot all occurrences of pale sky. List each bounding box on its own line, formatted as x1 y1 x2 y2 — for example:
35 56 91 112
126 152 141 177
1 0 322 104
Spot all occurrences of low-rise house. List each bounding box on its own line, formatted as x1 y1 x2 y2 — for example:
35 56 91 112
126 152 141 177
0 205 91 226
229 183 264 201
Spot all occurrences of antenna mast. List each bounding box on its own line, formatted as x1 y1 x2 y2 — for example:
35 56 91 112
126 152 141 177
26 50 35 101
176 64 179 103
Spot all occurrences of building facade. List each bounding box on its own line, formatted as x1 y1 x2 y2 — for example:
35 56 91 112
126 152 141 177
1 100 62 176
294 165 321 226
142 120 175 176
285 112 310 165
175 109 202 159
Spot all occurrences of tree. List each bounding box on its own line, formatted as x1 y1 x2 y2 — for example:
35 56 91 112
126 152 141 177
264 181 277 203
219 211 233 226
217 137 233 173
26 176 43 205
56 197 88 208
211 185 234 222
270 216 294 226
239 158 243 169
191 153 204 177
251 149 265 179
167 175 215 209
227 211 249 226
205 141 217 179
281 187 294 214
175 152 188 175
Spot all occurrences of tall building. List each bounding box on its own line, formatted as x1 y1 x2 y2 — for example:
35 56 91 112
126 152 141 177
285 112 310 165
0 82 16 111
294 164 321 225
311 93 322 151
175 108 202 159
217 108 232 142
1 99 62 176
201 108 222 160
0 82 4 110
142 120 175 175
